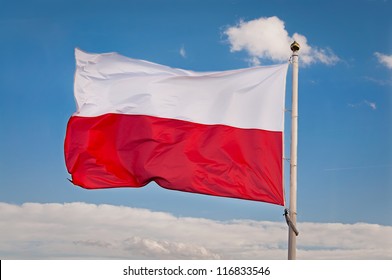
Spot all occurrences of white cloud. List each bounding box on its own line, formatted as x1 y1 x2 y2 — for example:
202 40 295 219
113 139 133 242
224 16 339 66
179 45 187 58
365 100 377 110
364 76 392 86
349 100 377 110
375 52 392 69
0 202 391 259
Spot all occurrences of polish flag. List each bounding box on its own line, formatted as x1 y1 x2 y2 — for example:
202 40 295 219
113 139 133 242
64 49 288 205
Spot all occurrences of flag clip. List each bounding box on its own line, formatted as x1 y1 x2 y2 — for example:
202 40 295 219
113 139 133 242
284 208 299 236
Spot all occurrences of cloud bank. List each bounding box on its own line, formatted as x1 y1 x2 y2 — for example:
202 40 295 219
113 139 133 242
0 202 391 259
224 16 339 66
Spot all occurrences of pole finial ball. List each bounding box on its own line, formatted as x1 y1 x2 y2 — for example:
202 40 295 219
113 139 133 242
290 41 300 52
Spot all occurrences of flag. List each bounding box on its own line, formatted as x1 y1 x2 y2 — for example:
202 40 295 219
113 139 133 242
64 49 288 205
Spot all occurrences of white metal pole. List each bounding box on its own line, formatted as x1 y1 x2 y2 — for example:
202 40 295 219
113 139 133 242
288 41 300 260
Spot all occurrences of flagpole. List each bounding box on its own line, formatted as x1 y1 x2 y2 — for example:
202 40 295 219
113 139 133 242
288 41 300 260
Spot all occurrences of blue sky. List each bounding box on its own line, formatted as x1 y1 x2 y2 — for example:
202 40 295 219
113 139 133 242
0 0 391 259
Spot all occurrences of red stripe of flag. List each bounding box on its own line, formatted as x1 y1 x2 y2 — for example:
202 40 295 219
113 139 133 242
65 114 284 205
